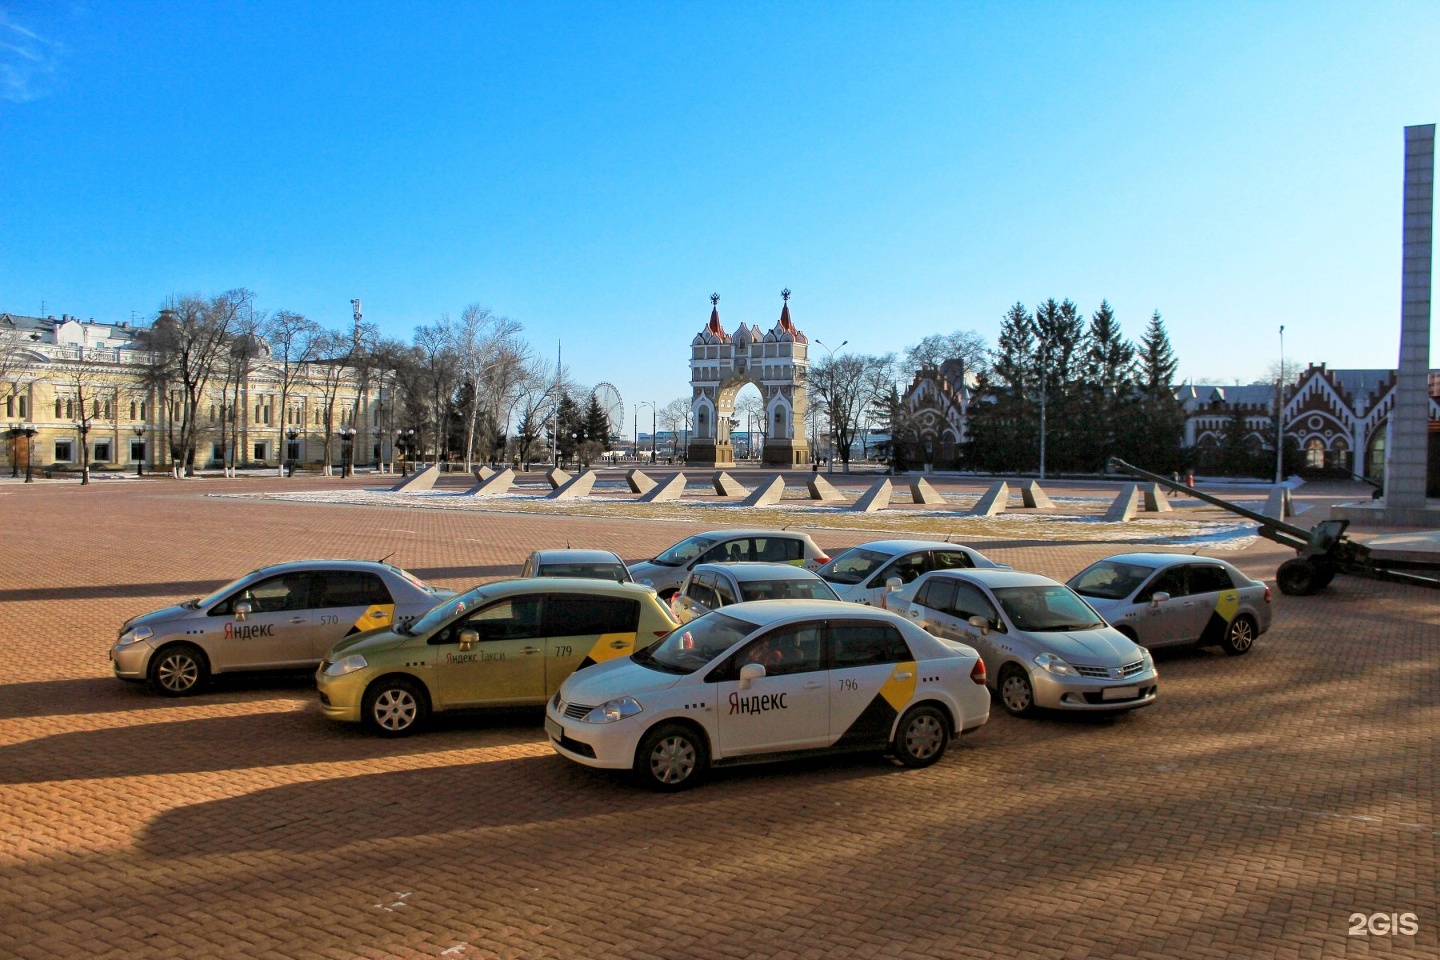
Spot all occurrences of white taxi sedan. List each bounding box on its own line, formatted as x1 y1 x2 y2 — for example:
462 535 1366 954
545 600 991 790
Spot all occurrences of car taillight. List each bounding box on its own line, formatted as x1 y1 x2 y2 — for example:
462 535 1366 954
653 630 670 637
1264 586 1272 603
970 658 986 685
815 554 831 565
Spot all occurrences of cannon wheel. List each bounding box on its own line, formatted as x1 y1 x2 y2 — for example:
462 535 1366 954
1277 558 1335 596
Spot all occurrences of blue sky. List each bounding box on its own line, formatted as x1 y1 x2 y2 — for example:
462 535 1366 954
2 1 1437 417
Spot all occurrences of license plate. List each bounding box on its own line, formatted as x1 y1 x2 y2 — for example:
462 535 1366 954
1102 685 1140 701
544 716 564 740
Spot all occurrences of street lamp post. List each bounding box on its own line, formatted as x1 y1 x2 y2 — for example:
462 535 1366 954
285 428 299 477
18 423 37 483
7 424 20 478
813 338 847 473
1275 325 1286 484
133 425 146 477
638 400 657 464
341 427 357 478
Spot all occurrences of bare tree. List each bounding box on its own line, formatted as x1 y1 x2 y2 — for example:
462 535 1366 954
476 336 527 464
511 355 561 469
138 290 253 477
261 310 321 476
733 393 766 458
658 398 690 459
57 351 120 485
413 318 457 464
807 352 893 471
449 304 524 470
904 330 990 379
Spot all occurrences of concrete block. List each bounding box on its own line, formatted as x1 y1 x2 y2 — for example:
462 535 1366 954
850 478 893 513
638 472 686 503
1103 484 1141 522
712 471 751 497
390 464 439 492
910 477 945 504
969 481 1010 516
1142 483 1173 513
625 469 656 494
1020 480 1053 509
545 467 571 490
463 465 497 494
1262 486 1294 520
546 470 597 500
807 474 846 501
468 468 515 496
740 475 787 507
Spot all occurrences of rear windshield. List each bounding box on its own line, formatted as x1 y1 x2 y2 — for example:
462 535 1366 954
738 579 839 602
538 563 631 583
1071 561 1156 600
818 548 890 585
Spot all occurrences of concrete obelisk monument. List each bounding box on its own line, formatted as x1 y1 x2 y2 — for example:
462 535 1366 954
1381 124 1436 522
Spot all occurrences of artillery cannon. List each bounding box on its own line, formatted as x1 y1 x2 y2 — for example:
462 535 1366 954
1107 458 1440 595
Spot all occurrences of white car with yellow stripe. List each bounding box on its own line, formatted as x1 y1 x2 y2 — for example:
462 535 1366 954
111 560 453 696
545 600 991 790
1067 553 1272 656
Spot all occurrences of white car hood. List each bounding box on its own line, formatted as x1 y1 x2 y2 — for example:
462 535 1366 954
559 655 685 706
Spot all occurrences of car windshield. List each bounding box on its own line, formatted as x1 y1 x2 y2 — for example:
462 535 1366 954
636 612 758 674
993 585 1106 632
1071 561 1156 600
539 563 631 583
652 536 717 567
196 572 257 610
402 586 490 636
738 579 839 602
818 548 890 585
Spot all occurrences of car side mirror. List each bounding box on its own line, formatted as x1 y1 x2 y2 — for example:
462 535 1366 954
233 601 252 621
1150 591 1170 607
738 662 766 690
967 615 990 635
886 577 904 593
457 628 479 651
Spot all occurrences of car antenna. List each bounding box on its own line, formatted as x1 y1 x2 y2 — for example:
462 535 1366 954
377 551 395 565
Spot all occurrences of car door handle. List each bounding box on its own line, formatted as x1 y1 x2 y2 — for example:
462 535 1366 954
803 680 824 689
893 672 913 681
522 646 540 655
609 640 629 649
369 611 386 618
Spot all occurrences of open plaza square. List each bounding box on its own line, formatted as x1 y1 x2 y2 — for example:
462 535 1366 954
0 470 1433 959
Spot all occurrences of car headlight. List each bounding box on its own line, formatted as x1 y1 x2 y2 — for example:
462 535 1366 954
323 654 368 677
1139 647 1155 672
581 696 643 723
116 625 153 646
1034 652 1078 677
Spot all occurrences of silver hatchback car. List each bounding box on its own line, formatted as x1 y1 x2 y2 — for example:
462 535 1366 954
1066 553 1272 656
111 560 454 696
627 529 831 601
892 569 1158 717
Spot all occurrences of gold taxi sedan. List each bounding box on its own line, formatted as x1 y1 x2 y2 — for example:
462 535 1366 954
316 579 678 736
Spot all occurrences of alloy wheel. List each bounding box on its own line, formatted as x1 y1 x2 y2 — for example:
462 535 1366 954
156 653 199 693
373 688 418 731
649 735 696 785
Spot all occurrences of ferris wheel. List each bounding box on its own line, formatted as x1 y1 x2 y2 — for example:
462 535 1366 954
591 382 624 438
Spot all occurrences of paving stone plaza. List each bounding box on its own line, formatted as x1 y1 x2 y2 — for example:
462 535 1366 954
0 470 1433 959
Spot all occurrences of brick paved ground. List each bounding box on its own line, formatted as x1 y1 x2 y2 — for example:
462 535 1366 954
0 472 1433 959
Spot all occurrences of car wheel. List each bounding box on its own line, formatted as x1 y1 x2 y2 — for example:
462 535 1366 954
999 665 1037 717
892 704 949 768
148 644 210 696
634 722 708 791
362 677 429 737
1276 558 1326 596
1221 614 1257 656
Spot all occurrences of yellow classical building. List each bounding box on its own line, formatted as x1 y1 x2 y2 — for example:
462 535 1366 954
2 312 391 475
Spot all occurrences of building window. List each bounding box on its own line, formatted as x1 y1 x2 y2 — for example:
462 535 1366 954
4 396 11 417
130 440 146 462
54 440 73 462
129 400 137 420
66 399 74 419
17 396 25 417
212 442 224 463
94 441 111 463
139 401 146 420
1305 438 1326 469
254 442 267 461
55 398 62 419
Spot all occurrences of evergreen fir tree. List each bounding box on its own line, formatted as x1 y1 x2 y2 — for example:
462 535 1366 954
965 303 1036 471
554 392 582 463
1077 300 1136 470
582 394 612 450
1129 311 1186 471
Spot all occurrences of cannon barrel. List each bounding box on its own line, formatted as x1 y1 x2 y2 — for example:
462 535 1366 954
1106 458 1312 550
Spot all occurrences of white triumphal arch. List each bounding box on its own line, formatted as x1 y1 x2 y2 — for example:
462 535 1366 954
688 291 811 467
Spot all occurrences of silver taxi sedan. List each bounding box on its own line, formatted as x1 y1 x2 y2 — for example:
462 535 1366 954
111 560 453 696
672 562 840 623
1067 553 1272 656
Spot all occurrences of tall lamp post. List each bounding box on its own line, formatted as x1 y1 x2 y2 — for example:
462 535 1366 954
132 425 146 477
340 427 357 477
16 423 37 483
813 338 847 473
1275 325 1286 484
285 428 299 477
7 424 21 478
638 400 657 464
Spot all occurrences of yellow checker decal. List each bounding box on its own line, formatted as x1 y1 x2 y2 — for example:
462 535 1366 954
880 661 918 712
587 632 637 663
354 604 394 632
1215 592 1240 623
